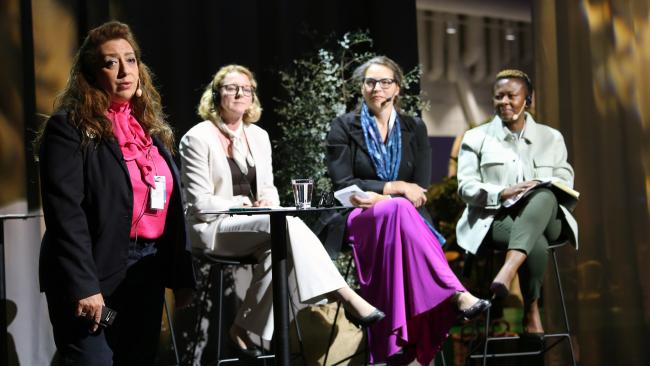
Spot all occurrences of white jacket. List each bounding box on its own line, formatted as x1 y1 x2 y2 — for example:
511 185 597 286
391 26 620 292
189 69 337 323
456 113 578 254
179 120 280 250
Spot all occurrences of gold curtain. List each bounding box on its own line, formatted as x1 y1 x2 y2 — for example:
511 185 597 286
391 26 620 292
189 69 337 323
534 0 650 364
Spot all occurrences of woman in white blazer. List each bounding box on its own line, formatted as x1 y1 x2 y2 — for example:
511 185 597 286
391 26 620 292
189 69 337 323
179 65 383 355
456 69 578 339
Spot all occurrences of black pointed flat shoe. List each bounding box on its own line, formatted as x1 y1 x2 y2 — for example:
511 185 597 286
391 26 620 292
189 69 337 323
490 281 510 299
231 342 263 359
519 332 545 350
229 330 263 358
459 299 491 321
386 346 416 366
345 308 386 328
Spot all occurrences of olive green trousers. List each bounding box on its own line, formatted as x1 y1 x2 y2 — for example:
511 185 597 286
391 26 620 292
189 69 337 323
488 188 562 301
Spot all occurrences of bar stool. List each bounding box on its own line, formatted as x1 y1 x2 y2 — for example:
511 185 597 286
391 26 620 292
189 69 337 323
466 240 577 366
164 296 181 365
191 252 270 365
192 251 305 365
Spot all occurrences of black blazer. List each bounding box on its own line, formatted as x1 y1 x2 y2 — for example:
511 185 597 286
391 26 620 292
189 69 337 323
314 112 432 257
39 111 195 303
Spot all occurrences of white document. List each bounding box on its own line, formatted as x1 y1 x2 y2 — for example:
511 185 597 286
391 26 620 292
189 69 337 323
502 179 580 211
334 184 370 207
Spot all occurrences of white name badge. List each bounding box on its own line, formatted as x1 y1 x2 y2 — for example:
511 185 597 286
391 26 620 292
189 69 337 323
149 176 166 210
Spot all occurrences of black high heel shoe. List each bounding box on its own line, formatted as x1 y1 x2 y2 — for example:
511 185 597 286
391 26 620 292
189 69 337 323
230 340 263 358
519 332 545 351
344 307 386 328
490 281 510 299
229 327 263 358
458 299 491 321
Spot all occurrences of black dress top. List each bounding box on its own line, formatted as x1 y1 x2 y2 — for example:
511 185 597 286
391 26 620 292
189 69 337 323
227 157 257 200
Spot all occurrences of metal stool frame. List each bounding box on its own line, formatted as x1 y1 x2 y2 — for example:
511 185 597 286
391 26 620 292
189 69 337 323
192 253 304 365
466 241 577 366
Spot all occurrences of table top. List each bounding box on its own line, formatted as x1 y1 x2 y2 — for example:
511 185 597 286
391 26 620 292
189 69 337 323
0 213 43 220
199 206 347 215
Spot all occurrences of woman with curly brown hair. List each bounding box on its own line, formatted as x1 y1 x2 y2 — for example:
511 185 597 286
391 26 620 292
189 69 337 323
37 21 195 365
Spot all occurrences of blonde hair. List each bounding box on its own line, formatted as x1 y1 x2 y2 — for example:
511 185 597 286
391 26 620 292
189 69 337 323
197 65 262 124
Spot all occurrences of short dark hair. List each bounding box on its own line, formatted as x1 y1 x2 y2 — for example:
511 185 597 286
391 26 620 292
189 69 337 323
495 69 534 106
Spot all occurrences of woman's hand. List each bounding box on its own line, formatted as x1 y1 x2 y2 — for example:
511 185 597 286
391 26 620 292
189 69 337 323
253 199 274 207
76 293 104 333
233 195 253 207
350 191 390 208
384 181 428 207
499 181 540 202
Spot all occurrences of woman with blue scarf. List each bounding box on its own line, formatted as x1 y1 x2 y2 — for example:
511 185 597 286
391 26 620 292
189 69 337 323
323 56 490 365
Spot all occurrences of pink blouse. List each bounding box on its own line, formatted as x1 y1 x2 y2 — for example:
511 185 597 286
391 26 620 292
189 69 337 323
108 102 173 239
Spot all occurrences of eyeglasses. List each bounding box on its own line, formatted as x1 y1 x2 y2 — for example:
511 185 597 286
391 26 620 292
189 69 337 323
363 78 396 90
220 84 255 97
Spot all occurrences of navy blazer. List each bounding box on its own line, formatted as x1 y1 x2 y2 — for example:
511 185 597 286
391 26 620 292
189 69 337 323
39 111 195 302
314 112 432 257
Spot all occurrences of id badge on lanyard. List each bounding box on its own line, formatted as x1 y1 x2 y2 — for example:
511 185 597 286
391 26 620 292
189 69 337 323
149 176 166 210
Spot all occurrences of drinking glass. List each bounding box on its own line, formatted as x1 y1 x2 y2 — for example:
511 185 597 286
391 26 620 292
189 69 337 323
291 179 313 209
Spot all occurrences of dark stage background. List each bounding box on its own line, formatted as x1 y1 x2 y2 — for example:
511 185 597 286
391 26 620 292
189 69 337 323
69 0 420 145
3 0 650 365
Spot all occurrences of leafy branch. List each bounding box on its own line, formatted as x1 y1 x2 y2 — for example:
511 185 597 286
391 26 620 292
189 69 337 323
273 30 429 204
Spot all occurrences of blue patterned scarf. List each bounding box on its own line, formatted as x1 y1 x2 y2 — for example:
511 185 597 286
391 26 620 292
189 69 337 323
360 102 401 181
360 103 446 246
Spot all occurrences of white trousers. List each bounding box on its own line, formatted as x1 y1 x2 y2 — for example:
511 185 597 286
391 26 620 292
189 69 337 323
213 215 347 340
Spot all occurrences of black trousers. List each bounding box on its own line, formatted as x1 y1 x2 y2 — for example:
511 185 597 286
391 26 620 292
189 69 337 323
46 252 165 366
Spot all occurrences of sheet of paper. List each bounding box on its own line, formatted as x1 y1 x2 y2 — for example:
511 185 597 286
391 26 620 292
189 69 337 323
333 184 369 207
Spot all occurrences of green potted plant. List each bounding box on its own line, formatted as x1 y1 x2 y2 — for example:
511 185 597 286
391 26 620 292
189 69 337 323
272 31 428 205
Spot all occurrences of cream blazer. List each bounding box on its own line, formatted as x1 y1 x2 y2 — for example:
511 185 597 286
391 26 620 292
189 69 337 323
179 120 280 250
456 113 579 254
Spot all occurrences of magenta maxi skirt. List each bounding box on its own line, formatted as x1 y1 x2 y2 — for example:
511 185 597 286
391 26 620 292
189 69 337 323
347 198 465 365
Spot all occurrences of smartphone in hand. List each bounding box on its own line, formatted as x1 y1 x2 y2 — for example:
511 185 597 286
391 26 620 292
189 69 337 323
99 306 117 327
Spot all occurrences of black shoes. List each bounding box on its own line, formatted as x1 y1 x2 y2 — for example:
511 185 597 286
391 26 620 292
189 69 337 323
345 308 386 328
519 332 545 350
229 326 263 358
233 345 263 359
386 346 415 366
458 299 491 321
490 281 510 299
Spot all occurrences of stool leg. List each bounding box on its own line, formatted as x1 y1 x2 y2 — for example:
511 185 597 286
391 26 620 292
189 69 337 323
437 348 447 366
164 295 180 365
551 248 577 366
482 305 491 366
323 302 343 366
216 264 225 362
193 264 216 365
323 255 354 366
288 287 305 363
364 329 370 366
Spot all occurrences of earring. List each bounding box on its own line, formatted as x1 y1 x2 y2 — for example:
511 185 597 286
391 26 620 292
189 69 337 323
135 79 143 98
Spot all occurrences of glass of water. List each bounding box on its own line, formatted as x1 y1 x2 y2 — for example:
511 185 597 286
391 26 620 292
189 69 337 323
291 179 313 209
